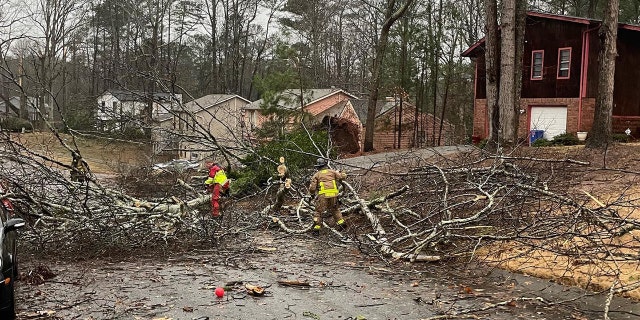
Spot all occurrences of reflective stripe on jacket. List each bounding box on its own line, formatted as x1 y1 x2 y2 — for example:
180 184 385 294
318 170 338 197
309 168 346 198
205 168 228 186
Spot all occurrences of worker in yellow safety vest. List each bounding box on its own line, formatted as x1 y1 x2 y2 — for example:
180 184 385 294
205 162 230 217
308 158 347 233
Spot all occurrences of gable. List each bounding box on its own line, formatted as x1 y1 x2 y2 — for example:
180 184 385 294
304 91 355 116
339 101 363 128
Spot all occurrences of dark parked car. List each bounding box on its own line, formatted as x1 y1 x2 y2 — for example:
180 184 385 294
0 183 25 319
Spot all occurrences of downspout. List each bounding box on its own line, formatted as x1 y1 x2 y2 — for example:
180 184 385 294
579 25 599 131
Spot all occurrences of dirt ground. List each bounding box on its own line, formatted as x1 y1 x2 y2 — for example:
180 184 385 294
14 229 640 320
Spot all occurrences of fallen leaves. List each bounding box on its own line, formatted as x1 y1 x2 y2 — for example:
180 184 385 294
245 283 265 296
22 265 57 285
459 284 474 294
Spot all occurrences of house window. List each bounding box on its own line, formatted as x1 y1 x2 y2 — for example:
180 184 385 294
100 101 106 113
557 48 571 79
531 50 544 80
112 101 117 113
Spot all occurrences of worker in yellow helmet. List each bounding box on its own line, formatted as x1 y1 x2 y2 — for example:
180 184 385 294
308 158 347 233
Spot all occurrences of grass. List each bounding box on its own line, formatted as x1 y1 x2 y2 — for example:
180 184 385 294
10 132 150 174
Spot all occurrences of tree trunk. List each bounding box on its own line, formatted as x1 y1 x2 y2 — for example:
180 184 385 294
438 31 458 146
587 0 619 149
513 0 526 141
484 0 500 144
207 0 219 93
363 0 415 152
498 0 517 144
431 0 443 146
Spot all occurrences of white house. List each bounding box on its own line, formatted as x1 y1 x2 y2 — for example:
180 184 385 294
96 90 182 131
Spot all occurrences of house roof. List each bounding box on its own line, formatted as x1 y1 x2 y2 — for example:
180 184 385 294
184 94 250 111
350 98 396 122
351 98 454 128
156 94 250 122
103 89 181 102
461 11 640 57
314 100 350 119
0 96 47 115
244 88 358 111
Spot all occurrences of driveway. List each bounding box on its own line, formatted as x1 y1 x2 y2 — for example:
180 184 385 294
336 145 476 171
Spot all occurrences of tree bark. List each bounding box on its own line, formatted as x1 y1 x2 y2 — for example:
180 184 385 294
587 0 619 149
498 0 517 144
484 0 500 144
513 0 526 141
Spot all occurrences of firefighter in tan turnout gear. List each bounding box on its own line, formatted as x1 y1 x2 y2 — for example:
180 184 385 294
308 158 347 233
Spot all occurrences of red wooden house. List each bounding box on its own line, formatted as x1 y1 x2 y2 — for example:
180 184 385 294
462 11 640 141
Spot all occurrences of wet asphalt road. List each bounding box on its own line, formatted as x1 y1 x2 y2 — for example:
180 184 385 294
15 229 640 320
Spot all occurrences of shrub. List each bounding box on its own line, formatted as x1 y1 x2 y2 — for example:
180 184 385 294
531 133 581 147
63 108 96 131
531 138 553 147
612 133 631 143
235 128 334 195
0 117 33 132
551 133 580 146
476 138 488 149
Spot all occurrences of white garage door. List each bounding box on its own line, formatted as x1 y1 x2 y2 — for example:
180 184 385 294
530 106 567 140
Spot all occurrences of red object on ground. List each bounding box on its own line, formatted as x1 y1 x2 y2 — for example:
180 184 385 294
215 287 225 298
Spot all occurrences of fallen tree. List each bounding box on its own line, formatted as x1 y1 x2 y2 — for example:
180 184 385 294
4 130 640 314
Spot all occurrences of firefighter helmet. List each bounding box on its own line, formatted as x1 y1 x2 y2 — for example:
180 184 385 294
315 158 328 168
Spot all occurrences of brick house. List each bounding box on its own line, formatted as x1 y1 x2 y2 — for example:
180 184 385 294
462 11 640 141
243 88 363 154
351 98 455 150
